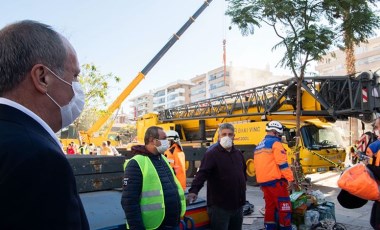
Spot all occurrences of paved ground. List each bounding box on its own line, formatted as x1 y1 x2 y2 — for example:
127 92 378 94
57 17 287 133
195 170 374 230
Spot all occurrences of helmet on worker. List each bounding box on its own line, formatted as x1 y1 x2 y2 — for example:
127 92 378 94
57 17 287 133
166 130 180 141
165 130 182 149
265 121 284 136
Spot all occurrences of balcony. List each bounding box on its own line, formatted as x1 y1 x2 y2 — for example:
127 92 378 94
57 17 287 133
167 96 185 102
167 88 185 95
190 89 206 96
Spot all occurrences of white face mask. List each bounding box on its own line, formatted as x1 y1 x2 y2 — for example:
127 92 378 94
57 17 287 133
220 136 233 149
45 67 85 129
156 139 170 154
375 130 380 136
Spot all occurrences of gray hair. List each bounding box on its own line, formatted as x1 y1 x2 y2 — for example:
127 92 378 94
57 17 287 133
218 123 234 134
0 20 67 95
144 126 163 145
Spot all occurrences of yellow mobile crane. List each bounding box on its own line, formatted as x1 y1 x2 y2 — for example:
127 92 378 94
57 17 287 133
134 71 380 183
60 0 213 149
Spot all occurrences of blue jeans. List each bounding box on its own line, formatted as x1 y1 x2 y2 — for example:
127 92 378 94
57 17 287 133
207 206 243 230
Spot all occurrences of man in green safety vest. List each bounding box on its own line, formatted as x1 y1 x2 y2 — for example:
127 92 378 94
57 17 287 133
121 126 186 230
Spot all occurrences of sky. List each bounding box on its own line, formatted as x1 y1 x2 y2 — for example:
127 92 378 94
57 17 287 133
1 0 310 110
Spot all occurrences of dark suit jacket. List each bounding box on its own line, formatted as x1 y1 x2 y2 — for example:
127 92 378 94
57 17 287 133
0 104 89 230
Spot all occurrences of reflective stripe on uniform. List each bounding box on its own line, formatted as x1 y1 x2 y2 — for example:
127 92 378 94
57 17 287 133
141 203 163 211
142 190 161 197
279 162 289 170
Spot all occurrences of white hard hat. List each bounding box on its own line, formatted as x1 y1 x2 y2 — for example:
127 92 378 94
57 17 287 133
265 121 284 135
166 130 180 140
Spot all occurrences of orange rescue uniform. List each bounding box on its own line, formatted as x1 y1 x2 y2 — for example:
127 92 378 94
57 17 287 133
254 136 294 184
254 135 294 230
164 143 186 190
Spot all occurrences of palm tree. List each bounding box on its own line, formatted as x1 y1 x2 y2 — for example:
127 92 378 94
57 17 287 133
323 0 380 144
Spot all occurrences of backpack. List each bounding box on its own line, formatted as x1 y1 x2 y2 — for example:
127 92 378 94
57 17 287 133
337 163 380 201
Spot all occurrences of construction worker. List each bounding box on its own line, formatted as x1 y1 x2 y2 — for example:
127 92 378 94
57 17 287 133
164 130 186 190
121 126 186 229
79 142 89 155
253 121 294 230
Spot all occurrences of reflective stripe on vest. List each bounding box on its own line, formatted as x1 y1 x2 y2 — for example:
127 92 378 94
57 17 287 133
130 155 186 230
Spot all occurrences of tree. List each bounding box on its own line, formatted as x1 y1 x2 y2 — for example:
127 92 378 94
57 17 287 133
323 0 380 144
74 64 120 133
226 0 336 169
226 0 380 186
119 124 137 142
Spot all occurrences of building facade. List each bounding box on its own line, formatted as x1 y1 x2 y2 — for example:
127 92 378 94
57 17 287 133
190 65 275 103
129 65 277 119
316 36 380 75
129 92 153 119
152 80 193 112
190 74 207 102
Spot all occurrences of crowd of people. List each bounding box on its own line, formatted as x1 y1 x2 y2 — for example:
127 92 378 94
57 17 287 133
63 140 120 156
120 121 295 230
1 20 379 230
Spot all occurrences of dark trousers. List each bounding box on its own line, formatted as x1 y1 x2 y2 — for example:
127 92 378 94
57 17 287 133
371 201 380 230
207 205 243 230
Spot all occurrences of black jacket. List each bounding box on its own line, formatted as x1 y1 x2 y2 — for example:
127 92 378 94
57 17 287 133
0 104 89 230
121 145 182 229
189 142 247 210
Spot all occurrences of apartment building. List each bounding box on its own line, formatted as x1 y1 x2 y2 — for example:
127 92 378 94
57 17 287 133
190 65 275 102
129 92 153 118
129 65 276 119
316 36 380 75
190 74 207 102
152 80 193 112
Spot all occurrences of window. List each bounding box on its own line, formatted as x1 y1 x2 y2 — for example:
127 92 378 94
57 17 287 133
357 58 369 66
154 98 165 104
167 94 178 101
208 71 229 81
368 55 380 63
210 81 226 90
301 125 343 149
191 88 206 96
154 90 165 97
167 88 175 93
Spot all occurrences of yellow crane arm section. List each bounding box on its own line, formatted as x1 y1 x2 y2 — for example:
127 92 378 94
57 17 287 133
80 0 213 143
85 72 145 137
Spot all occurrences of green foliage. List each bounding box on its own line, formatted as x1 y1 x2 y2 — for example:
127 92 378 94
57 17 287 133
227 0 330 77
226 0 379 76
75 64 120 131
322 0 380 49
226 0 379 162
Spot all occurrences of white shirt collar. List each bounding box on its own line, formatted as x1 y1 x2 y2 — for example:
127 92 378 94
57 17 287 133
0 97 62 148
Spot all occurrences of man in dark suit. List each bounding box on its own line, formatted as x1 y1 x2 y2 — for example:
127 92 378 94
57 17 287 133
0 20 89 229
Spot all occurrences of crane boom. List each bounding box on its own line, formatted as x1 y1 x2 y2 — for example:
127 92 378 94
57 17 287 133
82 0 213 142
158 72 380 124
